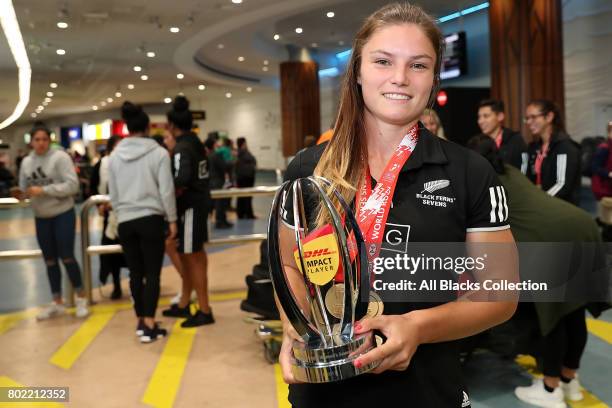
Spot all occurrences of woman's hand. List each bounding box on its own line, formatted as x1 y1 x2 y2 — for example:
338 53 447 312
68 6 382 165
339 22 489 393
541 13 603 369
353 313 421 374
26 186 44 197
279 323 304 384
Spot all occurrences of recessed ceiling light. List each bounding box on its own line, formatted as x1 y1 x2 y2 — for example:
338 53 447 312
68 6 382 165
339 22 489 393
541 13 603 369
338 40 345 46
311 43 318 47
177 73 184 79
263 60 269 65
146 51 155 58
133 65 142 72
225 92 232 98
49 82 58 88
56 49 66 55
273 34 280 40
198 84 206 90
31 113 37 118
262 66 269 72
101 101 107 106
92 106 98 110
44 97 51 103
115 91 122 98
237 56 245 62
140 75 148 80
46 91 53 97
42 101 48 106
127 84 135 89
107 97 113 103
295 27 303 34
217 44 224 49
326 11 335 18
169 27 180 33
164 97 172 104
57 21 68 29
232 0 242 3
246 87 252 92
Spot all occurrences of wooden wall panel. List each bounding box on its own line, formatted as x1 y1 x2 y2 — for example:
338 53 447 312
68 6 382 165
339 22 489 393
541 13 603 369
280 61 321 157
489 0 564 140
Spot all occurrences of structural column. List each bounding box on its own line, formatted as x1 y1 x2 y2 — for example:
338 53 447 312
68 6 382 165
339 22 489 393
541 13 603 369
489 0 564 137
280 56 320 157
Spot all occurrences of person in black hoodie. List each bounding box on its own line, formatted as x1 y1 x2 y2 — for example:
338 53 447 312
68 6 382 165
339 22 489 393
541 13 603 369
477 99 528 173
525 99 581 205
235 137 257 219
164 96 214 327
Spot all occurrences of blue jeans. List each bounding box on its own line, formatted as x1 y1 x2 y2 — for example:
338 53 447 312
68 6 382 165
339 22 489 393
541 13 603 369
35 208 83 297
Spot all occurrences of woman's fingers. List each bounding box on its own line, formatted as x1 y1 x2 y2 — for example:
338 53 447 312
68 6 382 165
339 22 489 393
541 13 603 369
353 339 393 370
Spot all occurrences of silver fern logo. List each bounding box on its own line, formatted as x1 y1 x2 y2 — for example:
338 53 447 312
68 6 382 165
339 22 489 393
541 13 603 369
421 179 450 194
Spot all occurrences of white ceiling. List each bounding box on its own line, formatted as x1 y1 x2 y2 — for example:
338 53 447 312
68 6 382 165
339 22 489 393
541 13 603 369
0 0 480 126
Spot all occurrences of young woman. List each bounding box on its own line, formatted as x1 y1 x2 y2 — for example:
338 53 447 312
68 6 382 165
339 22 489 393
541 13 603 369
525 99 581 205
276 3 518 407
108 102 177 343
420 108 446 140
17 124 89 319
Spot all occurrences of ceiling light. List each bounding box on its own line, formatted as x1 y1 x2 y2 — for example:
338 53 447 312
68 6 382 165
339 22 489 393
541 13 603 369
176 73 184 79
140 74 148 80
56 48 66 55
273 34 280 40
295 27 303 34
115 91 122 98
217 43 224 49
146 51 155 58
237 56 245 62
127 84 135 89
246 87 252 92
311 43 318 47
263 60 269 65
44 97 51 103
338 40 345 46
46 91 53 97
31 113 37 118
232 0 243 3
164 97 172 103
57 21 68 29
262 66 269 72
107 97 113 103
42 101 48 106
178 92 184 96
133 65 142 72
225 92 232 98
101 102 107 107
37 105 43 110
92 105 98 110
169 26 180 33
198 84 205 90
49 82 58 88
326 11 335 18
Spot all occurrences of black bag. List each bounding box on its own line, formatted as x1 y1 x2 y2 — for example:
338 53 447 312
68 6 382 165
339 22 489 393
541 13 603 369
240 239 280 320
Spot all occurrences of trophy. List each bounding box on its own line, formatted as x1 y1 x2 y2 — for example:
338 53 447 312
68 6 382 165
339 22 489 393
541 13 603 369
268 176 381 383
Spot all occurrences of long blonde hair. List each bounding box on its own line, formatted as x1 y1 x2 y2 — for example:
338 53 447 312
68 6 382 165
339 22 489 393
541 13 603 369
313 2 444 215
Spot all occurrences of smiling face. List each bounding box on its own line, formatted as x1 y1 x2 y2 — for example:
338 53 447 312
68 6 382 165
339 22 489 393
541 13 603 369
525 103 553 138
359 23 436 128
477 106 504 137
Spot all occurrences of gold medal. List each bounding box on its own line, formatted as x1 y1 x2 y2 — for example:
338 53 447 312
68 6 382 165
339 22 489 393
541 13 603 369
324 284 345 319
367 291 384 318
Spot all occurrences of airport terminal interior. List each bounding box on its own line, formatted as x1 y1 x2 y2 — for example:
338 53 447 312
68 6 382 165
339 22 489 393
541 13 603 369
0 0 611 407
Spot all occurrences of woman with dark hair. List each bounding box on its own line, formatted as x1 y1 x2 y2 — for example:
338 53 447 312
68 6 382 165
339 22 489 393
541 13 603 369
275 3 518 407
90 135 125 299
525 99 581 205
164 96 214 327
108 102 177 343
17 123 89 319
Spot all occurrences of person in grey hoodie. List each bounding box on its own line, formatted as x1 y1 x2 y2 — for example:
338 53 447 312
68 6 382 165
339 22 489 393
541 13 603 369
17 123 89 320
108 102 177 343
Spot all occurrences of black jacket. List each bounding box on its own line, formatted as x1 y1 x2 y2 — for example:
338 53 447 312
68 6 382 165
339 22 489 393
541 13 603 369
235 148 257 179
526 131 581 205
172 132 211 208
498 128 528 173
207 150 231 189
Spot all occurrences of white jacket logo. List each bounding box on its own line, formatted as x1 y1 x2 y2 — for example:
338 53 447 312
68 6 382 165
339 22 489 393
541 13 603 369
422 179 450 193
461 391 470 407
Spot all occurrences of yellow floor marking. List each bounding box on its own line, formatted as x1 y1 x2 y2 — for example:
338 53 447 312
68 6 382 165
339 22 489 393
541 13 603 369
0 310 36 335
586 318 612 345
515 355 609 407
141 320 197 408
274 364 291 408
49 310 116 370
209 290 246 302
0 376 64 407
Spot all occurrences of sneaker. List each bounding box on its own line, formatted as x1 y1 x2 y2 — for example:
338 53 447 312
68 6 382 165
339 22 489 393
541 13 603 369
36 303 65 320
515 379 566 408
170 292 182 305
162 303 191 318
136 320 146 337
140 324 168 343
560 376 583 402
75 297 90 318
181 310 215 327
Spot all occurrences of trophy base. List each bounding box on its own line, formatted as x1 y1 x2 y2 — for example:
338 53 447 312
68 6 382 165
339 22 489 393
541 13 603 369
291 332 379 383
